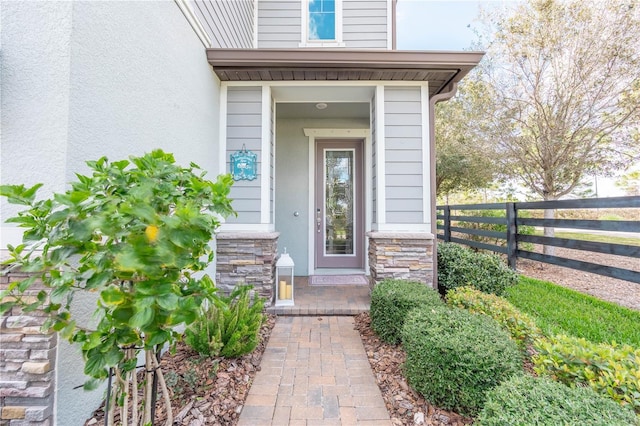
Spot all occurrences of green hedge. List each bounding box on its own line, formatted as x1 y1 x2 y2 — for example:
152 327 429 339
401 306 522 416
370 279 443 344
446 286 542 348
533 334 640 414
437 242 517 295
477 375 639 425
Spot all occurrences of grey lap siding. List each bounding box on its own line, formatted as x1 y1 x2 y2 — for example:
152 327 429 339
226 87 263 224
191 0 254 48
384 87 423 224
256 0 389 49
343 0 388 49
257 0 301 48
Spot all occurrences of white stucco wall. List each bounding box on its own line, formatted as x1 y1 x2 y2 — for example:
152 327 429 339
1 1 222 424
0 1 73 243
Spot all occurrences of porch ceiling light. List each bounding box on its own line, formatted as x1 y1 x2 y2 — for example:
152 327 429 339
315 102 328 110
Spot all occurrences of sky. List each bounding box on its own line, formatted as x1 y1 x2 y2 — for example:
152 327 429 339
396 0 494 51
395 0 630 197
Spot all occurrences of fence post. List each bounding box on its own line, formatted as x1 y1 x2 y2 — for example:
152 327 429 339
444 205 451 242
506 202 517 269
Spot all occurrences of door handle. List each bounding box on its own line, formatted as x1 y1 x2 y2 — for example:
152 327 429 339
316 209 321 233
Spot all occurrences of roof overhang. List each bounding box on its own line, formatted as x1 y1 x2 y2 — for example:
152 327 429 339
206 49 485 98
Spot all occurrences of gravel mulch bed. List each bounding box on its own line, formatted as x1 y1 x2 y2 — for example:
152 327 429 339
86 314 276 426
354 312 473 426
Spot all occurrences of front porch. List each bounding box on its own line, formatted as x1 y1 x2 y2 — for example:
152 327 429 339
266 276 371 316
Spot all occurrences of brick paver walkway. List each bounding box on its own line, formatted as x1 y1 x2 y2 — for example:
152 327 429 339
238 316 391 426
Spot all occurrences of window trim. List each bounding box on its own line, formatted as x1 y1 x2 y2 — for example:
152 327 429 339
300 0 345 47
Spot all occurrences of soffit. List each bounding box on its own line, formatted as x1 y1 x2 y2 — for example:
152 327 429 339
206 49 485 97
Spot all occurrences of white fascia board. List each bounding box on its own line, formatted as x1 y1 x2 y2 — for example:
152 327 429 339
174 0 212 48
303 128 369 138
421 84 431 225
375 85 386 225
261 85 271 224
220 80 428 88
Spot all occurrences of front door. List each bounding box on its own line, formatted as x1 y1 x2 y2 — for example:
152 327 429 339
315 140 364 269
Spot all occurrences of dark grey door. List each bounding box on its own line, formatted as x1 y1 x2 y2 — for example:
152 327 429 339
315 140 364 269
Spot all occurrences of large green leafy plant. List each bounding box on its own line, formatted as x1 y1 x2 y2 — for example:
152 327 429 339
0 150 234 425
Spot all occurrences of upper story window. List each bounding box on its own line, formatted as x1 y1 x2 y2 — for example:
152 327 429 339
302 0 344 47
309 0 335 40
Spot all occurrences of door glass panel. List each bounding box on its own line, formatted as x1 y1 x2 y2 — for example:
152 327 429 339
325 150 354 255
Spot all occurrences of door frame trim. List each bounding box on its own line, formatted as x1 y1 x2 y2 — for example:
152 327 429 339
304 128 371 276
316 142 362 268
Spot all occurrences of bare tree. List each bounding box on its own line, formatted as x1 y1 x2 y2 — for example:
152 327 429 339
480 0 640 253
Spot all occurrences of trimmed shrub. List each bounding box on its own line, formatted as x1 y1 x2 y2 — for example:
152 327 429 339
185 285 265 358
401 306 522 416
446 286 542 348
437 242 517 295
533 334 640 414
477 374 639 426
370 279 443 344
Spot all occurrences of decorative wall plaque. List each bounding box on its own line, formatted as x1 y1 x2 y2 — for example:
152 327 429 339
231 145 257 181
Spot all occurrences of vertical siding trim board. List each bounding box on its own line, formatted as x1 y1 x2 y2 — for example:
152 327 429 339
421 85 430 224
387 0 393 50
253 0 259 48
261 86 271 224
306 130 314 274
219 85 228 177
175 0 213 47
271 95 276 224
375 85 386 225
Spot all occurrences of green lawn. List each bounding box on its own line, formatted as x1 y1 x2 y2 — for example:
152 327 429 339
505 276 640 347
532 230 640 246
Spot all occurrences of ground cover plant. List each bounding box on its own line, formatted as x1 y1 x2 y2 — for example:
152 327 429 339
505 276 640 346
401 305 522 416
370 279 443 344
476 374 639 426
437 242 517 295
1 150 235 425
533 334 640 414
446 286 542 348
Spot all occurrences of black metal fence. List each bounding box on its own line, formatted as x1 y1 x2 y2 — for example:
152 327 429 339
436 196 640 284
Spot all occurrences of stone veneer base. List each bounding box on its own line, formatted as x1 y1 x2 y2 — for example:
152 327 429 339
215 232 279 307
367 232 435 289
0 271 56 426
